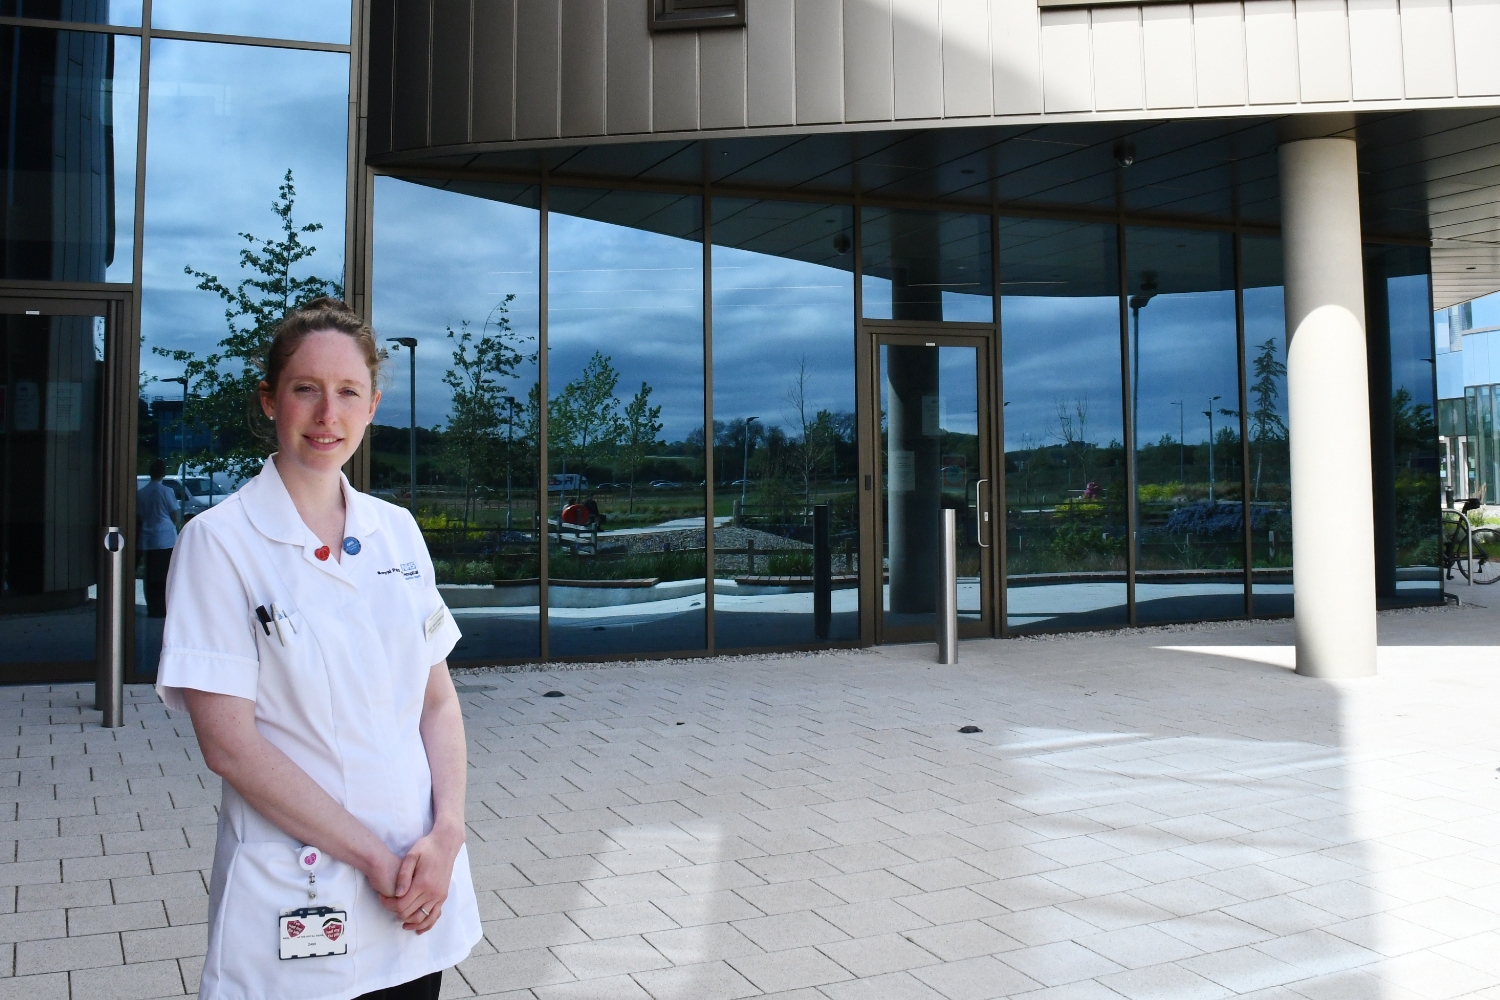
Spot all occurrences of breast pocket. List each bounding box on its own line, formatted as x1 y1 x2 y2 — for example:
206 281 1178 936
250 605 312 665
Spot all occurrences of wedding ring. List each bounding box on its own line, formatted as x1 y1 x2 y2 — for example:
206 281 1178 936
420 906 431 916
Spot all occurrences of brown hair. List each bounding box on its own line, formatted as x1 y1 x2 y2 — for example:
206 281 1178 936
261 297 383 392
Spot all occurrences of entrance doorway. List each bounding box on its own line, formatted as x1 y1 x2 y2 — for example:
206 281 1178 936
0 294 129 684
868 328 997 642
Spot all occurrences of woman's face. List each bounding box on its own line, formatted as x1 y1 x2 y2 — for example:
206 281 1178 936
259 329 381 477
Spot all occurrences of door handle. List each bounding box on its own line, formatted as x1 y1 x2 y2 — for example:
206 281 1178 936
976 479 990 548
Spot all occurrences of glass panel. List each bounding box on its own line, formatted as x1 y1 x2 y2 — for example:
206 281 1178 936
711 198 858 649
137 39 348 675
1371 246 1440 599
0 27 139 282
373 177 541 662
1127 227 1244 624
150 0 351 44
862 209 992 322
0 1 142 27
547 189 706 657
880 343 983 631
1242 236 1292 616
0 312 105 679
1000 218 1127 632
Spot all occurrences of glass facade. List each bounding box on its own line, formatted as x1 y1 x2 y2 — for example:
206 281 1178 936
0 0 1447 676
1000 218 1128 632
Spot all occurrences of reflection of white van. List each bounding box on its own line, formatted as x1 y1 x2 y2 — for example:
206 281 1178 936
547 474 588 493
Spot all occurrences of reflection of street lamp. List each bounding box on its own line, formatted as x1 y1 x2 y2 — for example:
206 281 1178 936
742 417 759 507
503 395 518 532
1128 272 1157 445
387 338 418 510
1170 400 1184 483
1202 394 1222 504
161 376 188 473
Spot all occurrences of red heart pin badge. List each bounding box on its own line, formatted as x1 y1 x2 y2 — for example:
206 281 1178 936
286 919 304 937
315 545 331 561
322 919 343 942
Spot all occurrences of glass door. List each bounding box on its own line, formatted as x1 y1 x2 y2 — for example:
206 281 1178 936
873 332 995 642
0 298 110 682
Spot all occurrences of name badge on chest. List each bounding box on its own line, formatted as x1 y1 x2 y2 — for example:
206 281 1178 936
279 845 347 960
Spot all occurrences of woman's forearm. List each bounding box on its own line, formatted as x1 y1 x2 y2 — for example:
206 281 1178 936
184 690 400 889
419 662 467 843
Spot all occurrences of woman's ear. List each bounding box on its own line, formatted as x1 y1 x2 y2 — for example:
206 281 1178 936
258 381 275 421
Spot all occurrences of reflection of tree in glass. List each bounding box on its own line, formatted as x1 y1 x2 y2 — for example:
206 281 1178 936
785 356 837 508
1053 397 1090 487
1250 336 1287 500
551 351 624 501
153 170 341 480
619 381 662 513
441 294 527 526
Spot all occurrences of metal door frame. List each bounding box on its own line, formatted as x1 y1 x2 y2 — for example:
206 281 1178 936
0 285 138 684
859 320 1000 645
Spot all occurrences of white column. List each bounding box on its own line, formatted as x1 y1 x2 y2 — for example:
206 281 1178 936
1280 137 1377 679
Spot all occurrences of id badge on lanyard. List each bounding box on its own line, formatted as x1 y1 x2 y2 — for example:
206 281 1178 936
279 846 348 960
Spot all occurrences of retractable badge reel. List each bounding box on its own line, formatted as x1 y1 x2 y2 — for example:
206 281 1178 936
279 846 348 960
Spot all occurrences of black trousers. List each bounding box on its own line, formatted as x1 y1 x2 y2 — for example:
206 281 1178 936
355 971 441 1000
144 548 172 618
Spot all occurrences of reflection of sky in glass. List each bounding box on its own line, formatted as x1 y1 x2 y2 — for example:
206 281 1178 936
140 40 347 388
938 348 978 436
1133 291 1238 445
1243 285 1288 425
372 178 539 430
150 0 350 43
712 243 852 438
1389 273 1434 403
548 208 703 443
0 1 141 25
1001 295 1123 450
106 36 140 283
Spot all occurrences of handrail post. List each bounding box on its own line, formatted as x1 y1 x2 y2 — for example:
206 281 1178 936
936 508 958 664
98 527 126 728
813 504 831 640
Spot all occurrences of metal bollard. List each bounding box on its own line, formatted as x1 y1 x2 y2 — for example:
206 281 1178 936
936 508 958 664
813 504 831 640
98 527 126 728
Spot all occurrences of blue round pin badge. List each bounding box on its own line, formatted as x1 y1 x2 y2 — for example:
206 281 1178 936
342 536 361 556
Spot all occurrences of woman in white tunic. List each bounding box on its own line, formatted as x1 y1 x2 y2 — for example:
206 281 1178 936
157 298 481 1000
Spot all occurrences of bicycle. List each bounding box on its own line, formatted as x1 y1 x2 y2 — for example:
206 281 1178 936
1441 498 1500 584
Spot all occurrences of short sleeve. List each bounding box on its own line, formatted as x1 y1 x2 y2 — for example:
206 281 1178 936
155 517 260 712
407 509 461 666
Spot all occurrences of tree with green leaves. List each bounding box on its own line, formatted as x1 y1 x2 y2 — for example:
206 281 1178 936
619 381 662 513
550 351 624 504
1249 336 1288 499
440 294 526 526
151 170 341 481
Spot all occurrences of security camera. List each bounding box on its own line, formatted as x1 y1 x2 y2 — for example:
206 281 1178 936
1114 142 1135 168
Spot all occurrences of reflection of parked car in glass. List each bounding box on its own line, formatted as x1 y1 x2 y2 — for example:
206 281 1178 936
135 471 242 518
649 480 681 489
547 473 589 493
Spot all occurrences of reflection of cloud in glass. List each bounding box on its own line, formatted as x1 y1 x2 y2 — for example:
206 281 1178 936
149 0 349 43
372 178 539 429
1002 295 1123 448
139 40 348 390
1133 291 1239 444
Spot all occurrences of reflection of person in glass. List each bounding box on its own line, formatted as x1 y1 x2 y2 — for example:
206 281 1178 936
137 458 180 618
155 300 480 1000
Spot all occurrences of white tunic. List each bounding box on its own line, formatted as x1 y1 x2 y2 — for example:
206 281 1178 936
157 457 482 1000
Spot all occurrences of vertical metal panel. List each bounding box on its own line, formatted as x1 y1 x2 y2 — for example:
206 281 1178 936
367 0 396 153
701 189 716 651
748 0 797 125
391 0 432 150
430 0 472 145
1296 0 1353 102
892 0 942 119
515 0 560 139
1194 2 1248 106
844 0 895 122
1245 0 1300 103
1040 8 1092 112
1349 0 1404 100
942 0 992 116
654 30 700 131
1091 6 1144 111
1454 0 1500 95
472 0 516 141
1401 0 1457 97
701 27 749 128
795 0 846 123
992 0 1043 113
608 0 655 133
561 0 606 137
1143 4 1196 108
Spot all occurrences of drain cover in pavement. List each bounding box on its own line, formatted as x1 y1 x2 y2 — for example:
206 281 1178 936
958 725 982 734
543 690 565 698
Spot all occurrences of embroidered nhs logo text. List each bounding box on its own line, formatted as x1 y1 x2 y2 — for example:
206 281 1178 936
400 561 420 582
